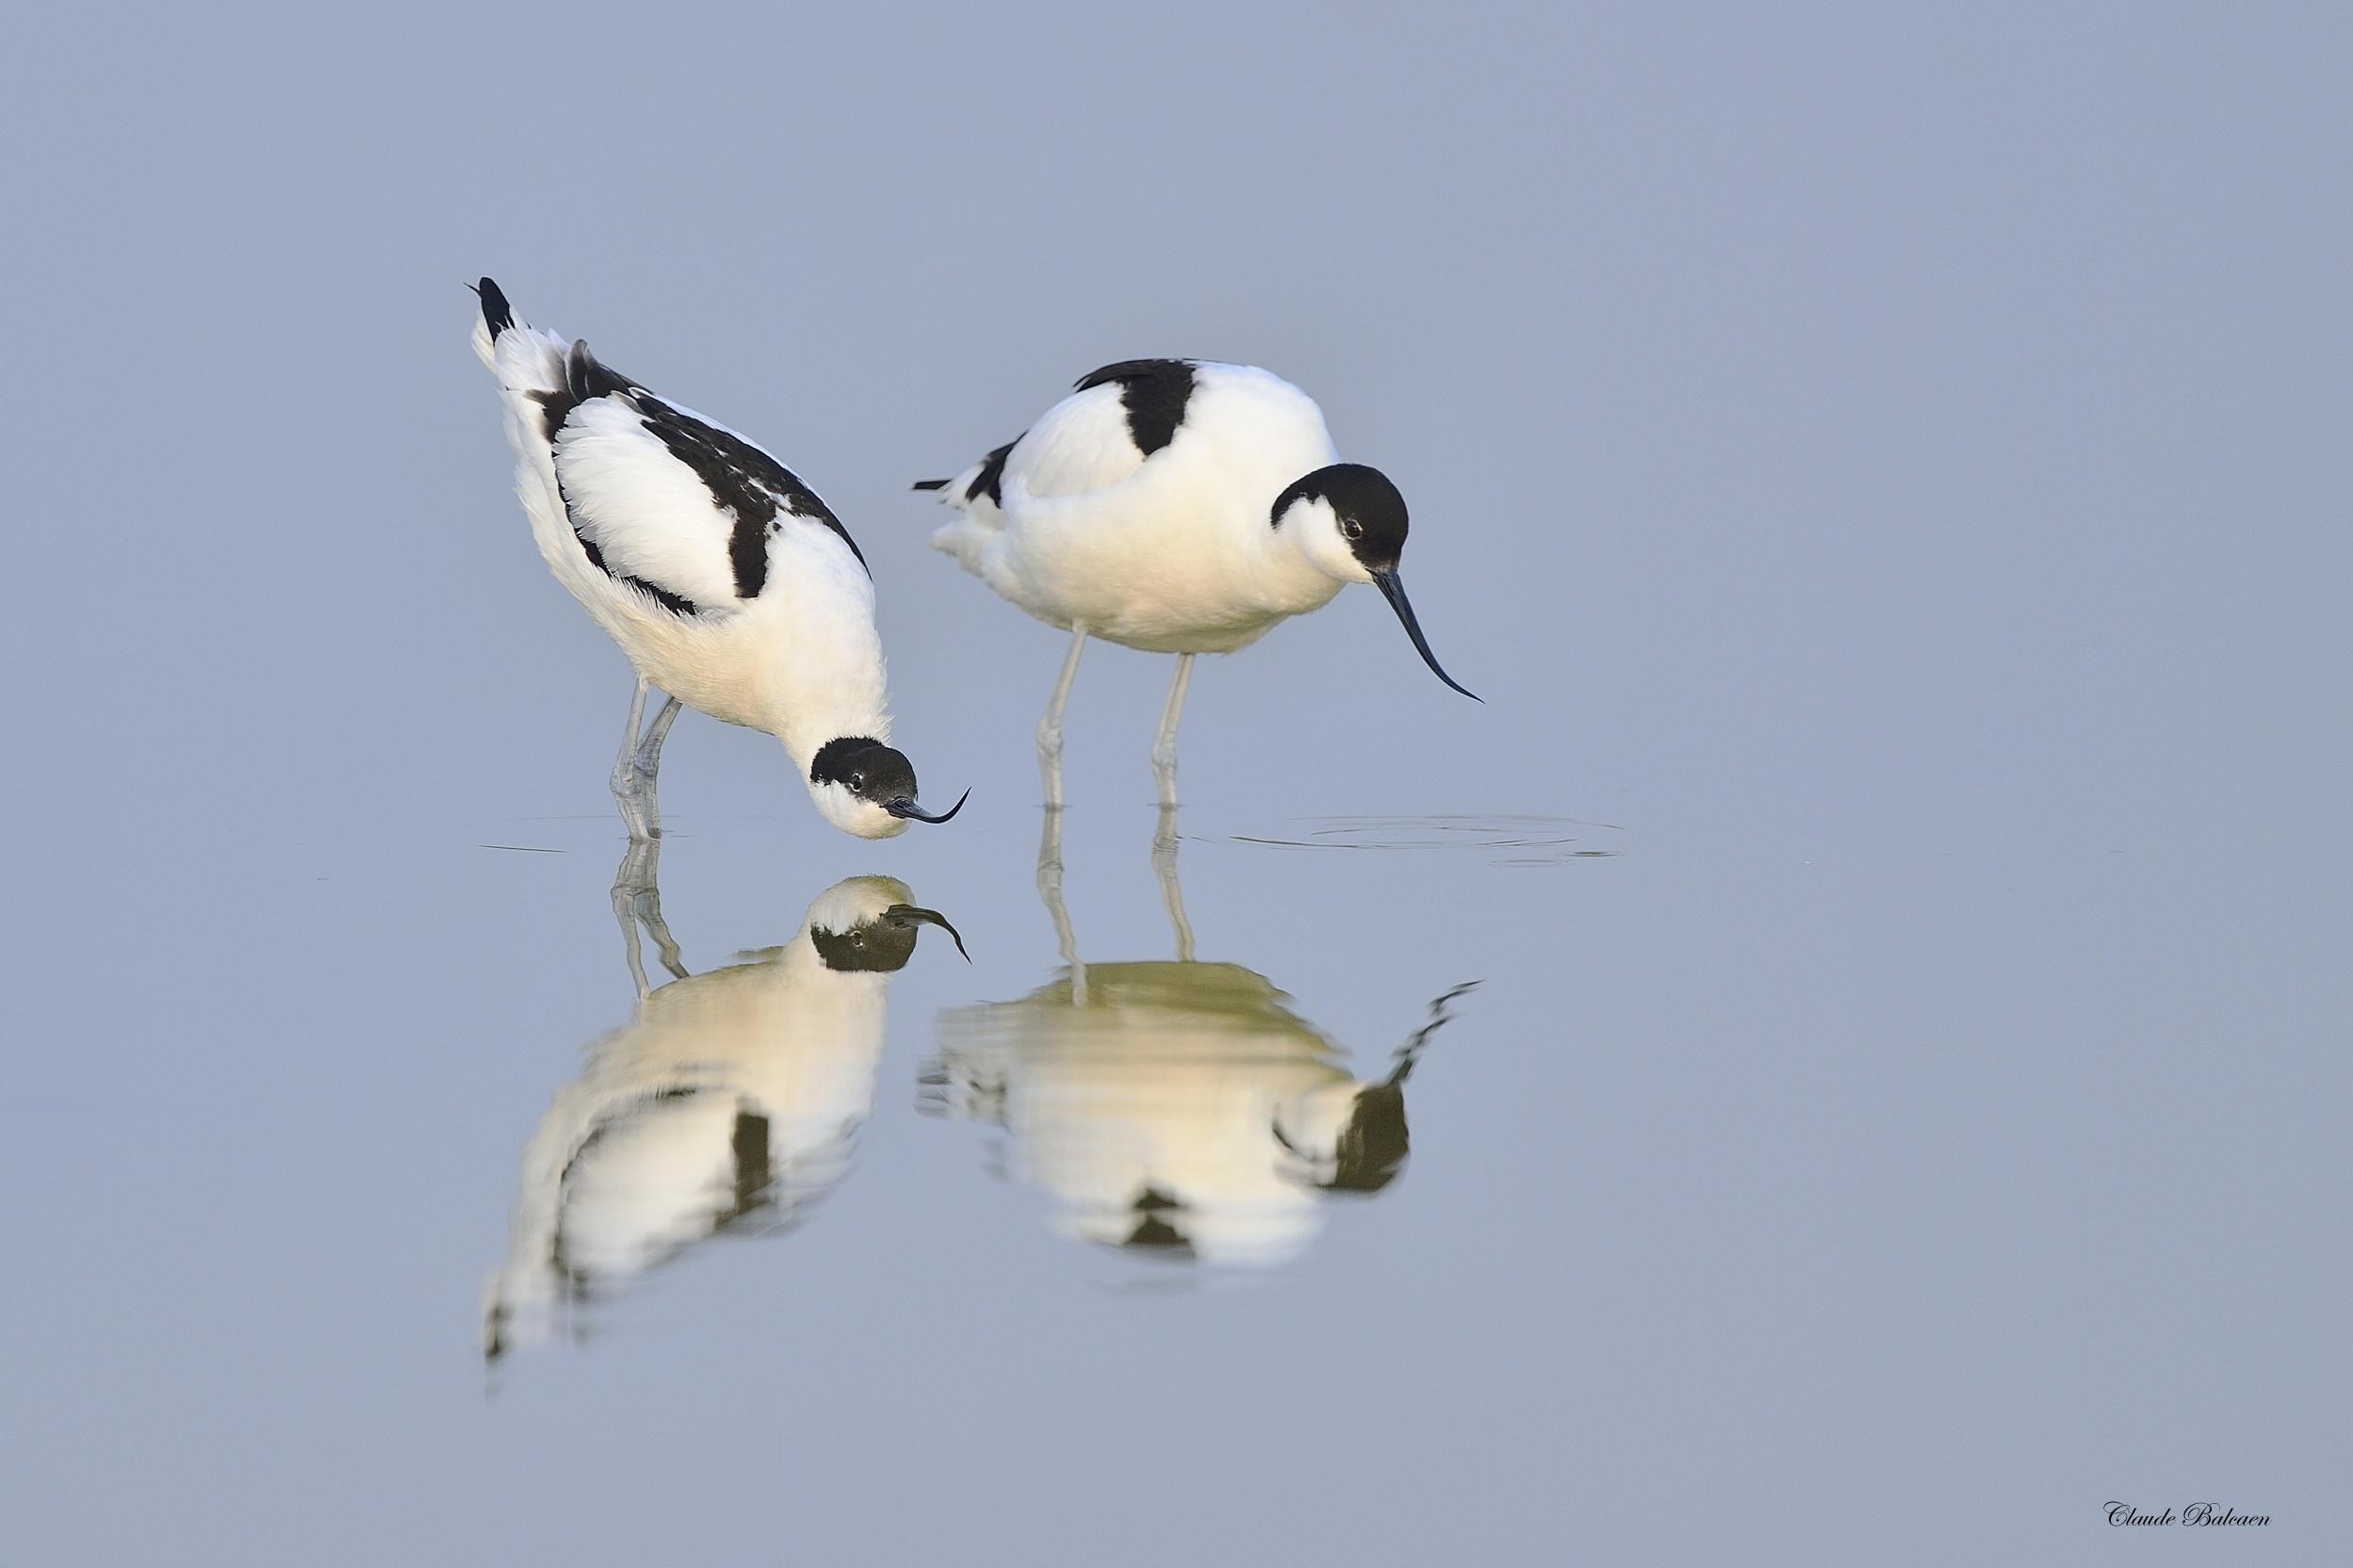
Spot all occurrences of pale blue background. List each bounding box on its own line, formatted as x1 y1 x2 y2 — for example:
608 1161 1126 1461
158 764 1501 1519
2 4 2345 1563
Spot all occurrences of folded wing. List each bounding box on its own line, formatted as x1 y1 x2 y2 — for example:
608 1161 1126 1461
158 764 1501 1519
553 359 864 614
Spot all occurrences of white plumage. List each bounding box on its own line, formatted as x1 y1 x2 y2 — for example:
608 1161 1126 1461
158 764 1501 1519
926 962 1396 1266
923 358 1476 804
472 278 961 840
922 813 1467 1267
930 364 1344 652
482 874 959 1361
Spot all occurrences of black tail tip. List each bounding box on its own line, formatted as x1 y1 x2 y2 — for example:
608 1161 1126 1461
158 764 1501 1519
477 276 515 336
910 478 951 492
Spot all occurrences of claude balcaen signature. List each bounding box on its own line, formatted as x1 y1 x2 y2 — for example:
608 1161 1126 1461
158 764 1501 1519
2105 1501 2270 1527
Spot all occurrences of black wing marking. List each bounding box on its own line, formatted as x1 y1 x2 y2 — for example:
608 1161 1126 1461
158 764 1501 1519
967 436 1021 505
538 340 864 610
913 433 1022 504
529 338 641 443
541 342 704 616
1073 359 1197 457
1073 358 1188 390
551 471 702 617
617 571 699 616
632 394 868 590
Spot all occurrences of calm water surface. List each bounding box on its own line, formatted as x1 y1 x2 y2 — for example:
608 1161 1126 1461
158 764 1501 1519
8 791 2337 1562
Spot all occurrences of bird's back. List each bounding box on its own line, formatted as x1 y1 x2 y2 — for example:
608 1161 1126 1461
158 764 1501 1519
471 282 888 743
924 361 1343 650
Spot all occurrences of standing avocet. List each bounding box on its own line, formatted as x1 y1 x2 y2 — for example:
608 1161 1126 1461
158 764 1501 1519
918 359 1478 804
472 278 964 840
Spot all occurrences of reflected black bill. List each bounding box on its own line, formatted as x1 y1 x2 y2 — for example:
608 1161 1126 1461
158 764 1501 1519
884 904 971 961
885 788 971 824
1371 569 1481 702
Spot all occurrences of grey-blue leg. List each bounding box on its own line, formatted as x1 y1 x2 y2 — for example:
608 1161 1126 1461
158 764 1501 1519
611 677 655 841
1038 623 1089 808
1036 806 1087 1004
631 694 683 828
610 679 682 841
611 835 689 1001
1152 801 1195 962
1150 653 1195 808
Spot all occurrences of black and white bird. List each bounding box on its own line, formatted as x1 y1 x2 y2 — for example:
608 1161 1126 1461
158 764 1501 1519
919 359 1477 805
923 817 1472 1268
472 278 963 839
483 874 965 1360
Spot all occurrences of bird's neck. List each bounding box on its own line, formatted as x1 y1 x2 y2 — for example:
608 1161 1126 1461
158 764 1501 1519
776 705 890 781
755 657 891 777
1263 526 1353 611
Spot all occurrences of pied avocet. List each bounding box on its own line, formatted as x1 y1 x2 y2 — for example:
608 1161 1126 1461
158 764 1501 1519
919 359 1477 805
473 279 964 839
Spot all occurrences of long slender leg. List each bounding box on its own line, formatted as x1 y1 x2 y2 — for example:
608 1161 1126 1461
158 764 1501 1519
1038 623 1089 808
1036 806 1087 1005
632 695 682 777
630 694 683 829
636 865 687 984
1150 653 1195 808
611 835 689 1000
611 677 654 842
1152 802 1196 963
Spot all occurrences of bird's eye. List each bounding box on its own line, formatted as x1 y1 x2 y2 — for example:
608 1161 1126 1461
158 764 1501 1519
849 773 865 791
1341 518 1364 541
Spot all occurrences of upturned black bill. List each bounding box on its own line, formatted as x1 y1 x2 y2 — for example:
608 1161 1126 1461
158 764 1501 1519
884 904 971 961
886 788 972 825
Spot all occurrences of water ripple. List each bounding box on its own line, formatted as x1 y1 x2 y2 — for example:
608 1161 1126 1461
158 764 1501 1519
1223 813 1622 866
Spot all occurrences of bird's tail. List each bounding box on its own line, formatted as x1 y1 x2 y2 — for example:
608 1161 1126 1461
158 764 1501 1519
469 276 572 400
916 439 1015 573
469 277 515 365
470 277 591 555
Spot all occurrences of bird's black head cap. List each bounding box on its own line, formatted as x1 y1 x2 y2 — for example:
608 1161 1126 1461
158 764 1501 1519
809 918 921 973
1271 462 1410 571
809 736 918 806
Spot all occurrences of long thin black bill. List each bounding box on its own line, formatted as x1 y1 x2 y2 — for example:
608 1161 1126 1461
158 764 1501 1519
885 787 971 825
1371 570 1480 701
885 904 971 961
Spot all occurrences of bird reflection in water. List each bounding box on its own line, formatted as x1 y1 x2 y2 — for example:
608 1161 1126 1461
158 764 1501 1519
483 838 964 1362
922 807 1475 1268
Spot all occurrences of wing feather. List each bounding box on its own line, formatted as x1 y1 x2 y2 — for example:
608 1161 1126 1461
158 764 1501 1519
553 398 746 610
1004 382 1151 501
550 375 865 613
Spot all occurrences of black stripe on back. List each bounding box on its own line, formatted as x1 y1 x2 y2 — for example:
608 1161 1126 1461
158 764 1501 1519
622 573 698 615
531 339 643 444
634 395 869 591
967 435 1021 506
721 1110 774 1225
537 341 856 607
1073 359 1197 457
551 466 702 617
544 364 700 618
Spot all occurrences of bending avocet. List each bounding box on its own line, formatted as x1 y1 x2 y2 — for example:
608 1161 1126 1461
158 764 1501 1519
473 278 963 840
